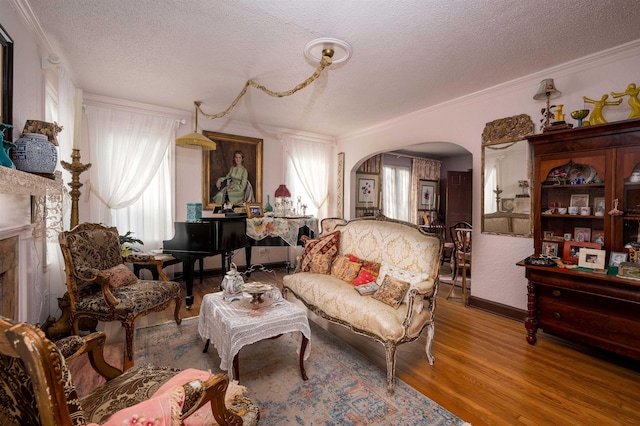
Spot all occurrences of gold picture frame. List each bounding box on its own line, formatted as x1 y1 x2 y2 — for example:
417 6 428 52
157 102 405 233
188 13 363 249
202 131 263 210
246 203 264 218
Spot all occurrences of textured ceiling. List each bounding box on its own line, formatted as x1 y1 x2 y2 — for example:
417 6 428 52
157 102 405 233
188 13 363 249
22 0 640 138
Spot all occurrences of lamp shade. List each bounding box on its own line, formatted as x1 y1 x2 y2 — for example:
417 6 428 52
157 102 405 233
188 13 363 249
175 132 217 150
274 184 291 198
533 78 561 100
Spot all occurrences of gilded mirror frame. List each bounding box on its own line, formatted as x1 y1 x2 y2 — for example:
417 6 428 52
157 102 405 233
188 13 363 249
481 114 534 237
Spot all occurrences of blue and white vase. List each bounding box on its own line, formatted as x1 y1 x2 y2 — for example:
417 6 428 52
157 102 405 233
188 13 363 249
11 133 58 174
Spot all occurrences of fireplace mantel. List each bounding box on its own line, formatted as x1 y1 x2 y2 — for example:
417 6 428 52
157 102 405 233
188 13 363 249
0 167 65 323
0 167 62 196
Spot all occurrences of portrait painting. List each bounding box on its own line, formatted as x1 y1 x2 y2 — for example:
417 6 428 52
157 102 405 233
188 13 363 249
202 131 263 210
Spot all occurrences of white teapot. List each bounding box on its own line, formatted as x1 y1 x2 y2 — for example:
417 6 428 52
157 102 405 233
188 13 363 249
221 263 244 302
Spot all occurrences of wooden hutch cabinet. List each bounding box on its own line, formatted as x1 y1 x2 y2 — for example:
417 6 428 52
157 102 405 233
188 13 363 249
524 118 640 360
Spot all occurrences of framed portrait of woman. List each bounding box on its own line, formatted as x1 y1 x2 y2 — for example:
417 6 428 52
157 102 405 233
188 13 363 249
202 131 263 210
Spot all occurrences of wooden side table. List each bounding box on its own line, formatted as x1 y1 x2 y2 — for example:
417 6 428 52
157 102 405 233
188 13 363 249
198 292 311 381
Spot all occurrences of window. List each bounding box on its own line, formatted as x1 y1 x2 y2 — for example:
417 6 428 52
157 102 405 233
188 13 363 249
382 165 410 221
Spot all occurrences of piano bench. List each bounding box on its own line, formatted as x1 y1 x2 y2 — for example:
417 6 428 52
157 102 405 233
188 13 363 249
132 254 182 280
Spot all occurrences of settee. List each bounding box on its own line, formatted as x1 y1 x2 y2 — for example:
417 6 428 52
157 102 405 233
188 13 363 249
283 215 443 394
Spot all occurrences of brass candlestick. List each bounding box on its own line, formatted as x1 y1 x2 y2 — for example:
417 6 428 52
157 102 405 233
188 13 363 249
61 149 91 228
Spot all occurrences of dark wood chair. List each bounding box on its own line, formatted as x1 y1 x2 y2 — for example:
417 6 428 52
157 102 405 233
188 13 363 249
448 221 472 282
58 223 182 370
0 315 259 425
447 224 472 303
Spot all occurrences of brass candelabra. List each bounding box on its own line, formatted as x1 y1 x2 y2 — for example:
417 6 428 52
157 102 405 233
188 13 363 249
61 149 91 228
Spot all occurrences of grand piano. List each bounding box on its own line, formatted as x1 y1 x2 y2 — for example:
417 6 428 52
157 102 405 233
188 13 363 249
163 215 249 307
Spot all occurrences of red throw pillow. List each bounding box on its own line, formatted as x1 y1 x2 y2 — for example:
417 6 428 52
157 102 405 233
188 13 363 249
101 264 138 288
352 269 374 285
300 231 340 272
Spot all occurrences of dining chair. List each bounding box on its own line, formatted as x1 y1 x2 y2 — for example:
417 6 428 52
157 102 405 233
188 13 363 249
447 224 472 303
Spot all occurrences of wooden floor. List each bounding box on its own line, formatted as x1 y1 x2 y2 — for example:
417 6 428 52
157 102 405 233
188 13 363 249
131 267 640 425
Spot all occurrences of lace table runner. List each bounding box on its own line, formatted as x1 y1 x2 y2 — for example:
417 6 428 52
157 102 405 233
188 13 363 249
198 292 311 379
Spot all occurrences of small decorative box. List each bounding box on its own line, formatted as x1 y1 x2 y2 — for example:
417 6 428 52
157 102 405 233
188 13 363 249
616 262 640 281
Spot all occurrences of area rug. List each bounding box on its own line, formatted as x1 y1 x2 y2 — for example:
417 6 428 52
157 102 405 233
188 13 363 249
74 317 470 425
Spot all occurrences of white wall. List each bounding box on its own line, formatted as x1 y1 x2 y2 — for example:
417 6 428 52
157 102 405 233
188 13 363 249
338 40 640 311
0 0 50 324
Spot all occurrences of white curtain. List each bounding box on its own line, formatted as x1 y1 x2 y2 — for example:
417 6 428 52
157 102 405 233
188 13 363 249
85 105 179 250
282 136 332 219
42 68 75 320
383 165 410 221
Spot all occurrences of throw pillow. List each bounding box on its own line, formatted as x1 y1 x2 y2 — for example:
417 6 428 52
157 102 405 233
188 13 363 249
372 275 410 309
300 231 340 272
331 255 362 282
309 252 333 274
376 261 429 303
352 269 374 285
101 264 138 288
346 253 381 281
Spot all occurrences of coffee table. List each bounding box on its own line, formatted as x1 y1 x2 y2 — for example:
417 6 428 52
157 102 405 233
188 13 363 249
198 291 311 381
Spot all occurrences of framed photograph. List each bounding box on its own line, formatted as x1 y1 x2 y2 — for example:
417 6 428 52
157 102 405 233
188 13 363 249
202 131 263 210
246 203 264 218
591 229 605 245
574 227 591 243
419 179 439 210
501 198 515 212
578 248 606 269
609 251 628 267
593 197 605 216
543 231 554 240
570 194 589 208
541 242 558 257
563 241 602 263
356 173 380 208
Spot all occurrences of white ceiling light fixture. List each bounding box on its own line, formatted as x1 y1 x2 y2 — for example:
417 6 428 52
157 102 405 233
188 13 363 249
175 101 217 150
197 38 352 121
304 37 352 64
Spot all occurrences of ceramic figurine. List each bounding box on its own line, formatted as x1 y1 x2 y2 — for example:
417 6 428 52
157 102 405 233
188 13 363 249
611 83 640 119
583 94 622 125
0 123 16 169
221 263 245 302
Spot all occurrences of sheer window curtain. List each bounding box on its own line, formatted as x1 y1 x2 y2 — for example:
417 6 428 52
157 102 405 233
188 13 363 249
282 136 332 219
382 165 410 221
85 105 179 250
44 68 75 320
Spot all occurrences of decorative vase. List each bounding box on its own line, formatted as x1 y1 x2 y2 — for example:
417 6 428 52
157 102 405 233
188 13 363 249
0 123 15 169
264 195 273 212
11 133 58 174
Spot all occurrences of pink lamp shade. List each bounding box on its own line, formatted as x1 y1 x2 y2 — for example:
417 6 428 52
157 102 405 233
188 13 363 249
275 184 291 198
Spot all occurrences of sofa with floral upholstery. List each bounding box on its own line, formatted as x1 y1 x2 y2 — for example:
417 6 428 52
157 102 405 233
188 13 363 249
283 214 443 394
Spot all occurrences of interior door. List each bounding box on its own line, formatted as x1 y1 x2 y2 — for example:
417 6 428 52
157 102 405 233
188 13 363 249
445 170 472 242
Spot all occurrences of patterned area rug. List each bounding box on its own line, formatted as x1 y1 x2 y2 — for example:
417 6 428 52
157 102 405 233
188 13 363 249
73 317 470 425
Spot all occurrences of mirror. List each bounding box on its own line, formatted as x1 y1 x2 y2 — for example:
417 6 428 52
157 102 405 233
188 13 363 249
481 114 534 237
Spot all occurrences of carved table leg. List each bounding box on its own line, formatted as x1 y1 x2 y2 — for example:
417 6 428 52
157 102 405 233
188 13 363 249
525 280 539 344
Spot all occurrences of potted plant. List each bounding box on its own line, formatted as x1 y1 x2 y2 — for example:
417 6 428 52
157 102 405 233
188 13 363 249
119 231 144 257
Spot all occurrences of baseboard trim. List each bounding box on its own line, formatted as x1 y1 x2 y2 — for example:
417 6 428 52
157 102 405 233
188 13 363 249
467 296 527 322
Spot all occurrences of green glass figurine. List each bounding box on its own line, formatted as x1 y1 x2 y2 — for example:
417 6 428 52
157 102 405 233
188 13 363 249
0 123 16 169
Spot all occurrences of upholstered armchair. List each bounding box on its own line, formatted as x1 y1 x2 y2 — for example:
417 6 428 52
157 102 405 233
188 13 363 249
0 315 259 425
58 223 182 370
